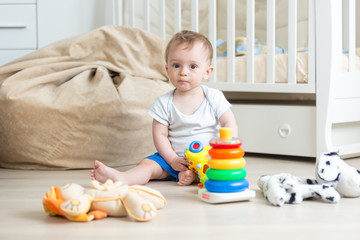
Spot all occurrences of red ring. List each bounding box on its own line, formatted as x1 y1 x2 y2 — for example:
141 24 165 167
209 142 242 149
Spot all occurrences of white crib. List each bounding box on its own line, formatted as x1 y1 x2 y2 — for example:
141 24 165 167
113 0 360 159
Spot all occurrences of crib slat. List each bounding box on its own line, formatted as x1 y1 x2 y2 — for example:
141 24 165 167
334 0 343 74
112 0 123 25
246 0 255 84
158 0 166 39
129 0 134 27
227 0 235 83
209 0 217 83
288 0 297 84
118 0 123 25
174 0 181 33
347 0 356 72
112 0 116 25
191 0 199 32
307 0 315 88
143 0 150 31
267 0 275 84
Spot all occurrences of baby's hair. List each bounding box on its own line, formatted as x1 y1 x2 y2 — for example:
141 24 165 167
165 30 213 64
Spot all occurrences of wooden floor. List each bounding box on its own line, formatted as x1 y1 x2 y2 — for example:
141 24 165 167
1 154 360 240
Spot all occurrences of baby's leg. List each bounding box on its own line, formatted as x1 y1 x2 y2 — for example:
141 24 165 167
90 160 124 183
90 159 170 185
178 170 198 186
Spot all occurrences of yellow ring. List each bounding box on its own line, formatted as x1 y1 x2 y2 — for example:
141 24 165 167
208 158 246 170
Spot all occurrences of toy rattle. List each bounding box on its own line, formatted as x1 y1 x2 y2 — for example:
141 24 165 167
185 140 211 187
198 128 256 203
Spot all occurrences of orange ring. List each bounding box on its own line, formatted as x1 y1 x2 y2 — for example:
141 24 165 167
208 158 246 170
209 148 244 159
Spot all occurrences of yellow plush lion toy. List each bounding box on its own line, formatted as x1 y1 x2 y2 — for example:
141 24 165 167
43 180 166 222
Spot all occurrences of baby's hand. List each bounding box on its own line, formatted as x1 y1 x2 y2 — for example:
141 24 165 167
170 156 189 172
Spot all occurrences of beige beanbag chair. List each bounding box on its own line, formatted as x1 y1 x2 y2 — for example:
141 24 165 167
0 25 173 169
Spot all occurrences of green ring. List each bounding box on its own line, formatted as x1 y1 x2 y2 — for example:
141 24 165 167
206 168 247 181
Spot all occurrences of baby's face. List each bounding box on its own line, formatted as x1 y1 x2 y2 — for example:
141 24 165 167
166 41 213 92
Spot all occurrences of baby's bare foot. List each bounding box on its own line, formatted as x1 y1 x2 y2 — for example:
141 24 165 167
178 170 197 186
90 160 125 184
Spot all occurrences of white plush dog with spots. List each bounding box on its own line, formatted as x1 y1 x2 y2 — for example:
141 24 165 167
315 152 360 197
258 152 360 206
258 173 340 207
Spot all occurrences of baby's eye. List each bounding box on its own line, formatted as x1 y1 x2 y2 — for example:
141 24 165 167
190 64 197 69
173 64 180 68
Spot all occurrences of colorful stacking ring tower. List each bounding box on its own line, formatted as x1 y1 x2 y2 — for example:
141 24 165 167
198 128 255 203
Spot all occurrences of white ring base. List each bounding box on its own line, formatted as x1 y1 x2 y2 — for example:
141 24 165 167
198 188 256 203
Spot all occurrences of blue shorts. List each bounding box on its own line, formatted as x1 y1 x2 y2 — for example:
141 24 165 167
146 153 179 182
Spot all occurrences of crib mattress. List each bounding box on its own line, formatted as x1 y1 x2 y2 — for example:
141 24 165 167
215 52 360 84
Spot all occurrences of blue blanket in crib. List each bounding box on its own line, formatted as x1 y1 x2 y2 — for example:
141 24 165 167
216 37 353 57
216 37 291 57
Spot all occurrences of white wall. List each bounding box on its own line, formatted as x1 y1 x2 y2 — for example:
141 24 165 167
37 0 113 48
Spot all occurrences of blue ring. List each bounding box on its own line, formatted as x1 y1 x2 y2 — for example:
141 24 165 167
205 179 249 193
189 141 204 153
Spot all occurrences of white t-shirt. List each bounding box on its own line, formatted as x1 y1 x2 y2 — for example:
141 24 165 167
147 85 232 156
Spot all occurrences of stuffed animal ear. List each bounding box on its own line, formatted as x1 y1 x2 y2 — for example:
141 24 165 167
122 189 158 222
120 186 167 221
130 185 167 209
60 195 94 222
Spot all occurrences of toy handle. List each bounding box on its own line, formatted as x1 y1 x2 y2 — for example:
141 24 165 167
189 141 203 153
